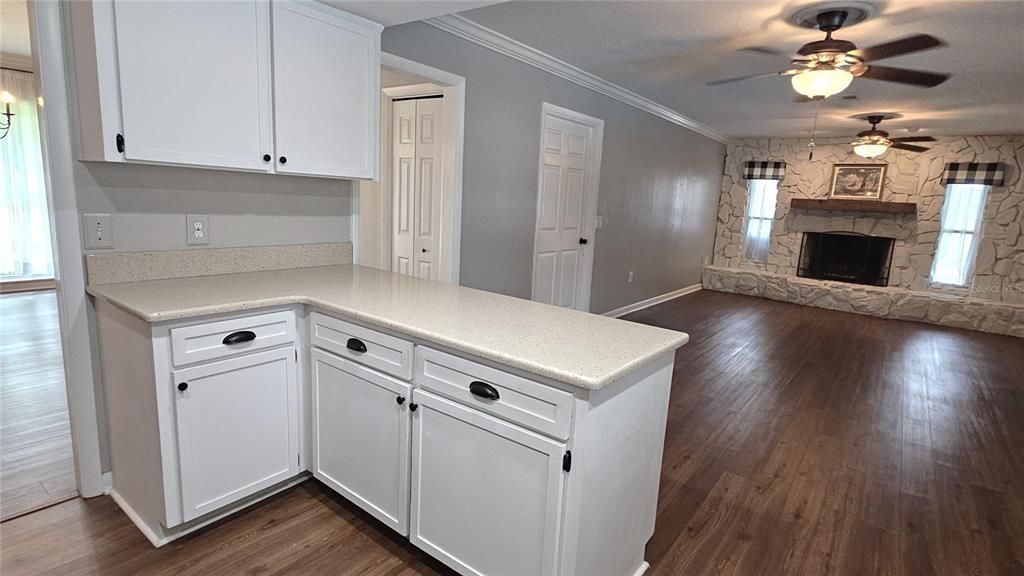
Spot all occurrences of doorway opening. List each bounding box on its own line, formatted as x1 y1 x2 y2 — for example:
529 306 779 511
355 54 464 285
530 103 603 311
0 0 78 521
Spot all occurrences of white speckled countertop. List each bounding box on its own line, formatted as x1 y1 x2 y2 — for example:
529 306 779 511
86 265 688 390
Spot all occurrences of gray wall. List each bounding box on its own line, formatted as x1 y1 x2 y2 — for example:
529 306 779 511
383 23 724 313
75 162 353 254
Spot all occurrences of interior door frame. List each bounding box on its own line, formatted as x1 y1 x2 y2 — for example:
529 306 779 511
530 103 604 312
31 0 106 498
358 53 465 285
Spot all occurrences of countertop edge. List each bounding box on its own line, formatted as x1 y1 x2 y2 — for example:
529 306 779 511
86 287 690 391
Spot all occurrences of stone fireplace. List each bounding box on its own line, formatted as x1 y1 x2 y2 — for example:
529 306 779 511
705 135 1024 338
797 232 895 287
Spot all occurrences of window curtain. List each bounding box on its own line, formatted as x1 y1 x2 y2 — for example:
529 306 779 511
1 68 53 279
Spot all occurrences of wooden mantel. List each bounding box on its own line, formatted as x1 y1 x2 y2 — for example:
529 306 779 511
790 198 918 214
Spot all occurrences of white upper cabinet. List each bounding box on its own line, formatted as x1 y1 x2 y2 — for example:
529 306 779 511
271 1 380 179
70 0 380 179
113 0 273 171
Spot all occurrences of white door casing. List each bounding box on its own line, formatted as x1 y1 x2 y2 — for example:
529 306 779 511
531 103 603 311
392 97 444 280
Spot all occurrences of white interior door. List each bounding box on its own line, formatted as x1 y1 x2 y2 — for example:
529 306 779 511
531 105 602 311
392 97 444 280
113 0 272 170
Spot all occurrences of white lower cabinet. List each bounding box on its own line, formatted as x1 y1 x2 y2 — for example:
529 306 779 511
408 389 566 576
173 347 299 522
312 348 411 533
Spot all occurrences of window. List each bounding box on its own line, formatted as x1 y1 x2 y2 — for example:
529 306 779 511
930 183 991 286
743 179 780 262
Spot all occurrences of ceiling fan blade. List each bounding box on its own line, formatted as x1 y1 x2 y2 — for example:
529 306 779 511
707 70 796 86
860 65 950 87
739 46 786 57
852 34 945 62
890 136 937 143
890 143 930 153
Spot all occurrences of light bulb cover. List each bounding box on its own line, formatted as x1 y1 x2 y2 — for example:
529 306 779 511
790 68 854 98
0 91 14 104
854 143 889 158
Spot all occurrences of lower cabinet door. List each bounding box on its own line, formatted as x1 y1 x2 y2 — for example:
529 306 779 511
409 389 566 576
173 347 299 522
312 348 411 533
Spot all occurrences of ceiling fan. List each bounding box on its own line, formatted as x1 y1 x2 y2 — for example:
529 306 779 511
708 9 951 98
851 114 935 158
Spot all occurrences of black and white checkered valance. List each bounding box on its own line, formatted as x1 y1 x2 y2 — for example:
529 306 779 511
743 161 786 180
940 162 1005 186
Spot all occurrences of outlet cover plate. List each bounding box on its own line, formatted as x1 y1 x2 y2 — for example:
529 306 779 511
82 213 114 249
187 214 209 246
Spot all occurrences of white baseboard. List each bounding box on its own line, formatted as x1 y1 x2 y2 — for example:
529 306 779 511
110 489 165 547
632 561 651 576
101 471 112 495
603 284 701 318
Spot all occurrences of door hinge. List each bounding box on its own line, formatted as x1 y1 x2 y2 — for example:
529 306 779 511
562 450 572 473
295 349 298 362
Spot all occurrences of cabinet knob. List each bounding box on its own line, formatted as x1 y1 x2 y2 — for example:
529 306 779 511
409 402 419 412
262 154 271 162
396 395 406 405
279 156 288 165
578 238 589 245
177 382 188 392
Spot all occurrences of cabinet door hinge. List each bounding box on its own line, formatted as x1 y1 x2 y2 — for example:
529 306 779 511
295 349 298 361
562 450 572 473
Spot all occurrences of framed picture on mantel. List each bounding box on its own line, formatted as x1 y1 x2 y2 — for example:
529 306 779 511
829 163 887 200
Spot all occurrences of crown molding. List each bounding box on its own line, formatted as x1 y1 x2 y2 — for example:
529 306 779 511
424 14 729 144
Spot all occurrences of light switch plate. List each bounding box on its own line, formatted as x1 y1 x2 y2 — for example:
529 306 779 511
186 214 209 246
82 213 113 249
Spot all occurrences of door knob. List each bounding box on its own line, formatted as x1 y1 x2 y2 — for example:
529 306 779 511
579 238 589 245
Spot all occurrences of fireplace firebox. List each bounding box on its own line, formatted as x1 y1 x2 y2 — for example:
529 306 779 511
797 232 894 287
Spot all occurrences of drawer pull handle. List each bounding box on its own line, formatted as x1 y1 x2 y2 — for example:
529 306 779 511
469 381 500 401
222 330 256 345
346 338 367 353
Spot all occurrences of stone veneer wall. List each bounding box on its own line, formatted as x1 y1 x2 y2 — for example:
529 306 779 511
714 136 1024 305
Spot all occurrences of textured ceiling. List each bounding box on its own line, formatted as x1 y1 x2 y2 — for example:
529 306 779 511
458 0 1024 139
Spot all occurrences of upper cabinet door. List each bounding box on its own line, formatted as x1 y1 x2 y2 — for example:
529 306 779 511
113 0 273 171
272 1 381 179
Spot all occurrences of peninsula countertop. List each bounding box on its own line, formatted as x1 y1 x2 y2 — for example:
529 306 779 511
86 265 688 391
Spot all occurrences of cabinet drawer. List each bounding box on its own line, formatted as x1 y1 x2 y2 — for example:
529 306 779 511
415 347 573 440
170 311 296 367
310 313 413 380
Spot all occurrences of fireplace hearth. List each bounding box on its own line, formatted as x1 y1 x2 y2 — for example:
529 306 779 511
797 232 894 287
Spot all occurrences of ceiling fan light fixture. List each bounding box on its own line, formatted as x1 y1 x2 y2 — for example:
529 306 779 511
853 142 889 158
791 67 854 98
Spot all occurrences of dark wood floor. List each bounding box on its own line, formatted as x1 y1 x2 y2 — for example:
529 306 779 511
2 291 1023 575
0 291 77 521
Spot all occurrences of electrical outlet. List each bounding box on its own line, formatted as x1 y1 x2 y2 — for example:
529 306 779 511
82 213 113 249
628 270 634 283
187 214 209 246
595 215 604 229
